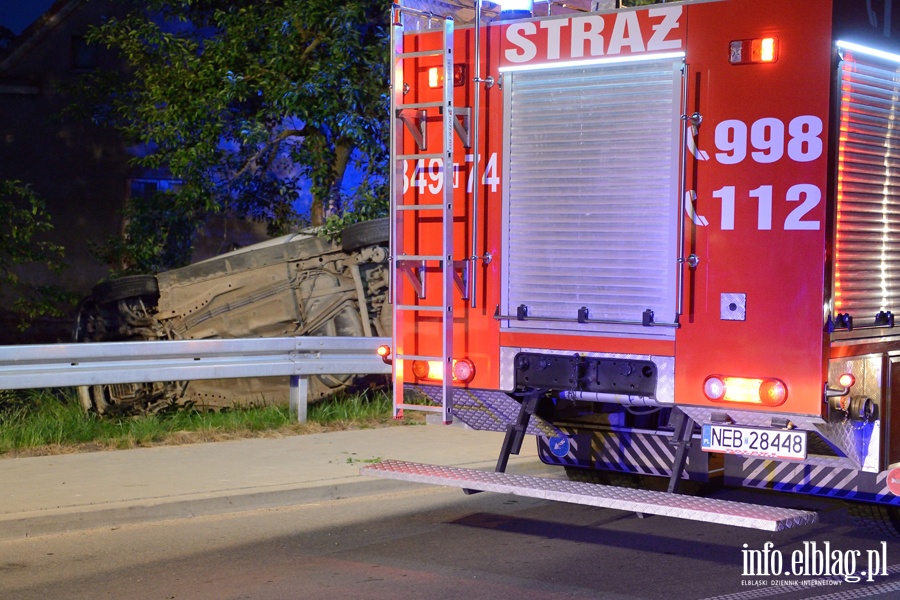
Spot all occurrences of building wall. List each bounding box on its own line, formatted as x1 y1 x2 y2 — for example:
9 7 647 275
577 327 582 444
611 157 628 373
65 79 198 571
0 0 130 342
0 1 273 344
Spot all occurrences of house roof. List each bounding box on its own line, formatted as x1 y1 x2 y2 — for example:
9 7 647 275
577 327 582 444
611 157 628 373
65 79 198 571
0 0 84 72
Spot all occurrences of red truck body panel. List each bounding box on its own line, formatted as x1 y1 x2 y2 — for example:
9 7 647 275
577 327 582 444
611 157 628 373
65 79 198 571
390 0 900 506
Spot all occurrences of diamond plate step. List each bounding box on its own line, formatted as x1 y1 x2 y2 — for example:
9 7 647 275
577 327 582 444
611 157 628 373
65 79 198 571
360 460 818 532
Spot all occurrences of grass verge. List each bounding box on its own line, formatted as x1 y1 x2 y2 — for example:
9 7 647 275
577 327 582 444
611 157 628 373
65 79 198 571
0 388 423 458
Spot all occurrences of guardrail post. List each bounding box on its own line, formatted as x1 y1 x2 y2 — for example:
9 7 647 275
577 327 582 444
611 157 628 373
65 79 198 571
290 375 309 423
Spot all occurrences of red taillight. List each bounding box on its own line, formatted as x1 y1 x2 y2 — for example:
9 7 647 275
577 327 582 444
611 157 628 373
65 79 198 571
838 373 856 388
703 375 788 407
729 37 778 65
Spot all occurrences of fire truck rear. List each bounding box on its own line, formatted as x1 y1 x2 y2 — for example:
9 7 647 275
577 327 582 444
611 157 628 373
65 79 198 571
363 0 900 532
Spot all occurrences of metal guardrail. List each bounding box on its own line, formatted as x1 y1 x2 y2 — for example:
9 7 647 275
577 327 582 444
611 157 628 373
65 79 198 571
0 336 392 422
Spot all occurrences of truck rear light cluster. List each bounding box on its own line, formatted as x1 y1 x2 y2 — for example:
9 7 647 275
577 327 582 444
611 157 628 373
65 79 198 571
703 375 788 406
427 65 467 88
729 38 778 64
412 358 476 383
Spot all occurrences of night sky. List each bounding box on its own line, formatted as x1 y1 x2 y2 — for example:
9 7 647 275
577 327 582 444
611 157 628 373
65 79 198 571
0 0 57 34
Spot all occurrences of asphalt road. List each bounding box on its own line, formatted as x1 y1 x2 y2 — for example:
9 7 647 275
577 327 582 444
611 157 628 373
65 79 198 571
2 477 899 599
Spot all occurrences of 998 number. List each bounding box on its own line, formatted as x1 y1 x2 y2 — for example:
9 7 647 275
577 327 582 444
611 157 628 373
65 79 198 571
714 116 823 165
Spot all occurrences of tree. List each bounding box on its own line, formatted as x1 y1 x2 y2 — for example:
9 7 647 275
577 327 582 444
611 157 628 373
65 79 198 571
0 181 71 329
79 0 389 272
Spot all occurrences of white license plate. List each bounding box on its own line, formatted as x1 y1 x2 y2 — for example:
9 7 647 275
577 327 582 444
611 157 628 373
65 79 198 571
701 424 807 460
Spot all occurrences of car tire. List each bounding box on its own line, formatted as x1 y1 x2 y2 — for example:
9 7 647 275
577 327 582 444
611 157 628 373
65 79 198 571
341 218 389 253
92 275 159 304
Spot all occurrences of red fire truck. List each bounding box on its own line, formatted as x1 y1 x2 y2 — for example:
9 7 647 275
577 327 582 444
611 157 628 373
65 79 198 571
363 0 900 532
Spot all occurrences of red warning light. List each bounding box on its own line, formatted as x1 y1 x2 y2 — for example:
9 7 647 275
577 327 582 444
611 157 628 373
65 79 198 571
730 38 778 65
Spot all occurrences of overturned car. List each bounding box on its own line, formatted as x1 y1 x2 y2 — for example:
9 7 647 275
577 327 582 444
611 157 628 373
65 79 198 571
73 219 390 414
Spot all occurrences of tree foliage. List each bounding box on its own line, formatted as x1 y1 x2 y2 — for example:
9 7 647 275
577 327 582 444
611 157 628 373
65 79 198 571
80 0 390 272
0 181 72 328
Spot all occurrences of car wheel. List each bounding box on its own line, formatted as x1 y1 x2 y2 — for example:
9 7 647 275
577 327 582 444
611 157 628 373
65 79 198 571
340 218 389 253
92 275 159 304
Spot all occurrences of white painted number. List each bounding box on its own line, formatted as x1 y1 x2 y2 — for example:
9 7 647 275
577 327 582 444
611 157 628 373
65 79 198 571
713 186 736 230
427 158 442 194
712 184 821 231
787 116 823 163
411 159 427 191
465 153 499 193
715 120 746 165
750 118 784 164
784 184 821 230
708 115 823 233
714 116 823 165
483 152 500 193
749 185 773 230
402 153 500 196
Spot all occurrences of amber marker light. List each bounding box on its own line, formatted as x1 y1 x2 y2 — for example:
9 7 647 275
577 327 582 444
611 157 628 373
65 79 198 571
377 344 392 364
428 65 467 88
427 66 442 88
838 373 856 388
412 360 435 380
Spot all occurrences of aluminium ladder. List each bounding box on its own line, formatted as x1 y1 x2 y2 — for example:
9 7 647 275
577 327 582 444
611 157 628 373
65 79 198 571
390 4 459 423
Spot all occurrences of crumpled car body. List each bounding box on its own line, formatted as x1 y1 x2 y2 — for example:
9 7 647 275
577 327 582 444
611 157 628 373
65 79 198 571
73 219 390 414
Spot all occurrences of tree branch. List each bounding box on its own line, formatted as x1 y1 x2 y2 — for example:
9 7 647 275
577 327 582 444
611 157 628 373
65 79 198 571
230 126 311 182
299 35 324 64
